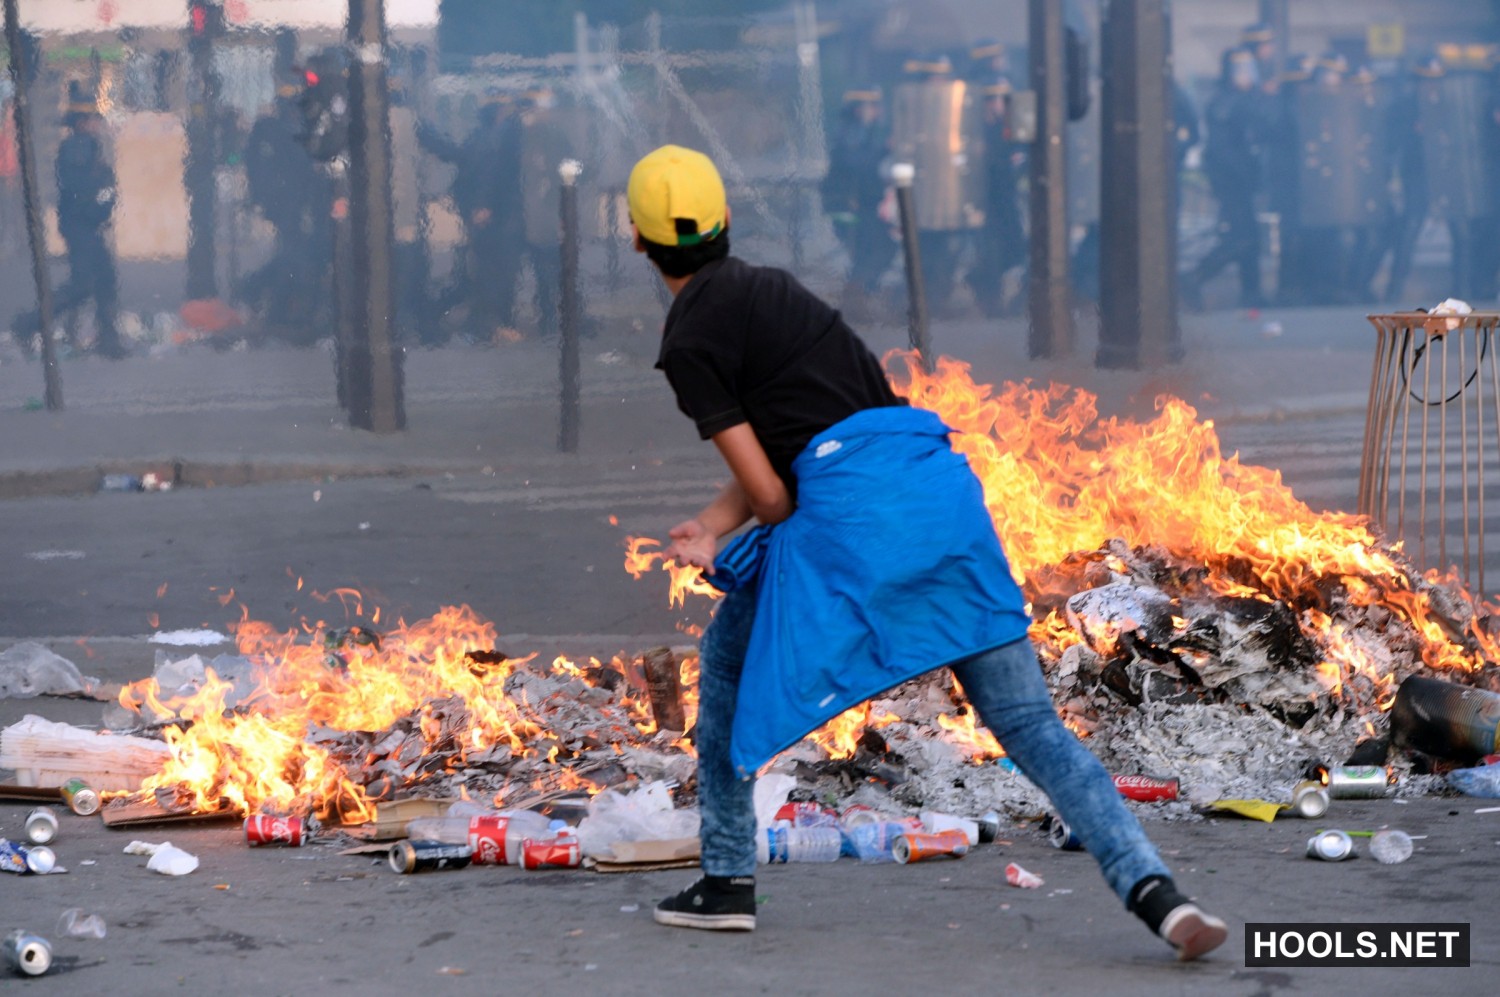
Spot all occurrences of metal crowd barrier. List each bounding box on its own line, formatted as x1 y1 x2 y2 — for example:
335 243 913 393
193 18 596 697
1361 312 1500 595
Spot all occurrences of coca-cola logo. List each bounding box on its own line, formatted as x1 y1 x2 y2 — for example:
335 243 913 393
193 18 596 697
474 837 503 863
1113 775 1166 787
269 818 295 841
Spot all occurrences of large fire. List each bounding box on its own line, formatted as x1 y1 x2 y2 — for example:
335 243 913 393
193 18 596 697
114 353 1497 821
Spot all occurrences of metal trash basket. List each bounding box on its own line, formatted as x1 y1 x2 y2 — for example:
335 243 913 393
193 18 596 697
1361 312 1500 595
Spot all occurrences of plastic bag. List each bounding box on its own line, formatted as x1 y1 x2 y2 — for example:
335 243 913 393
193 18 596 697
1448 761 1500 798
575 781 699 859
0 642 96 699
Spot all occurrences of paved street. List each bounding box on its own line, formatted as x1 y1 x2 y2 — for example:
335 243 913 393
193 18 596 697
2 303 1497 993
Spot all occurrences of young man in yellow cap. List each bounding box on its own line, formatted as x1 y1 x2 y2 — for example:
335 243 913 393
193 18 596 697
628 144 1227 960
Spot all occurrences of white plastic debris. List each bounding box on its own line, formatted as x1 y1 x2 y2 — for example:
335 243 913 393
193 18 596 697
148 629 230 647
124 840 199 876
1432 297 1473 331
0 642 99 699
576 780 700 859
1005 862 1044 889
754 772 797 833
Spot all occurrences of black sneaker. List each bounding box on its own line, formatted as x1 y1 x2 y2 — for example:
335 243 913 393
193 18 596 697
1128 875 1227 961
654 875 756 931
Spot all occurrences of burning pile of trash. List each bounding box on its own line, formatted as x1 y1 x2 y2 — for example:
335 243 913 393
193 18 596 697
8 355 1500 841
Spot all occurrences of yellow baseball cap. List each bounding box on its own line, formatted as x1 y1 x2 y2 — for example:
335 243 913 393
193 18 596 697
627 145 727 247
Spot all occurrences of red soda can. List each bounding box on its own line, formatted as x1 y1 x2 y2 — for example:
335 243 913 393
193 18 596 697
520 835 581 870
244 814 310 847
467 816 513 866
1112 774 1179 802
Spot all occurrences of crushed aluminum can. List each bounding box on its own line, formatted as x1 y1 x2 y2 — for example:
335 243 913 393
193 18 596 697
1005 862 1044 888
3 930 52 977
24 808 59 845
893 829 969 864
1324 765 1389 799
0 839 53 875
1289 781 1330 819
520 835 581 870
388 840 473 874
244 814 312 847
1113 774 1180 802
1045 813 1083 851
839 804 881 830
60 778 100 816
1306 829 1356 861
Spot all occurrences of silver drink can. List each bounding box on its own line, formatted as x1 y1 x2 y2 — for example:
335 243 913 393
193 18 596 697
1306 829 1355 861
1324 765 1389 799
22 845 55 874
1289 781 1330 819
24 807 59 845
3 930 52 976
1046 813 1083 851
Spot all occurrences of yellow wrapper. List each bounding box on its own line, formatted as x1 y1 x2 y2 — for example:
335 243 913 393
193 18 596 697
1208 799 1287 823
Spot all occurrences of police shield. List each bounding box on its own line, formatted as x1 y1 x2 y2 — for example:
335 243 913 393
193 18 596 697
1416 70 1496 221
1295 80 1388 228
890 79 985 231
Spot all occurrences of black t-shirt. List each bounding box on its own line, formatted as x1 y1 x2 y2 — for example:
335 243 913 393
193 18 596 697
656 256 904 489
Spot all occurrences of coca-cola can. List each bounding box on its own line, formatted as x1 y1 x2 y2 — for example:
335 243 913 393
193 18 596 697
520 836 581 870
24 808 59 845
839 804 880 830
244 814 310 847
1113 774 1180 802
467 816 514 866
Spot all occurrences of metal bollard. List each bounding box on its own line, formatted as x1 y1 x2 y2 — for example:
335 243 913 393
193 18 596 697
558 159 583 454
891 162 933 372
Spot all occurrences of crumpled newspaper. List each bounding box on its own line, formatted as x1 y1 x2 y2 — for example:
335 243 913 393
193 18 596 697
124 839 199 876
1431 297 1473 331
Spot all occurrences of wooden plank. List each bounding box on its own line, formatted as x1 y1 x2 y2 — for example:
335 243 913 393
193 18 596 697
0 783 62 803
98 795 234 829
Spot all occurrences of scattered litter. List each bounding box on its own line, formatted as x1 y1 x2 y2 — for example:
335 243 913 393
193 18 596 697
359 522 371 531
1005 862 1043 889
1205 799 1283 823
24 550 84 561
57 909 106 939
1476 806 1500 814
1448 761 1500 798
213 884 230 890
79 860 95 867
577 781 699 860
148 630 230 647
0 643 100 699
124 840 199 876
619 904 639 913
3 930 51 976
436 967 467 976
1369 829 1413 865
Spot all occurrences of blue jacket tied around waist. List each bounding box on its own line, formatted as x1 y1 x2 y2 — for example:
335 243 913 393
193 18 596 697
708 406 1033 776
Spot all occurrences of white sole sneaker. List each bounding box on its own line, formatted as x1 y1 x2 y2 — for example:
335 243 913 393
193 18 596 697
1160 903 1229 961
653 908 756 931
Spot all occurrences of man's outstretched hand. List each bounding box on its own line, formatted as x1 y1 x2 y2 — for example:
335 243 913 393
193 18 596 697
666 518 717 576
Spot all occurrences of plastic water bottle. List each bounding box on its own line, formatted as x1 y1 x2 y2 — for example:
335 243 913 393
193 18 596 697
1448 761 1500 798
404 816 472 844
1369 829 1414 865
843 821 909 863
757 825 842 863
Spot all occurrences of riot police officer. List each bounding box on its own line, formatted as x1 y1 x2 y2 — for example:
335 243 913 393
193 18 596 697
238 75 334 340
13 88 124 358
1183 47 1268 310
966 76 1025 317
420 96 522 342
822 85 892 317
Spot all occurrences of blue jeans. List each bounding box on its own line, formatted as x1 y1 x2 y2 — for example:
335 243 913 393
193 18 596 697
695 582 1170 902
